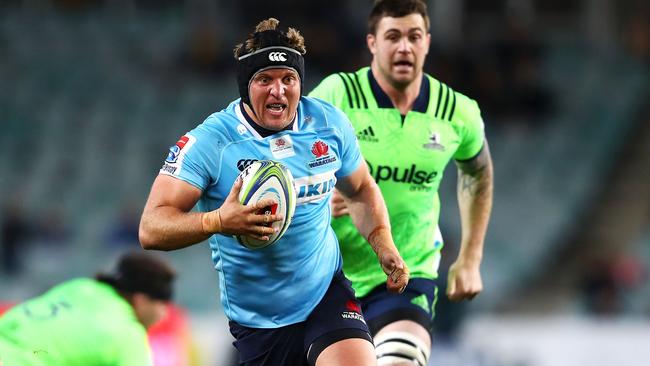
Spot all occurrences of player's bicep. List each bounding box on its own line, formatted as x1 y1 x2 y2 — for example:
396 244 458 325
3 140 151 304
455 140 493 199
335 160 372 200
308 73 344 103
144 174 202 214
454 140 492 177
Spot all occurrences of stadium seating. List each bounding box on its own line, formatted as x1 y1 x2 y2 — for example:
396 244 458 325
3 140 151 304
1 9 647 316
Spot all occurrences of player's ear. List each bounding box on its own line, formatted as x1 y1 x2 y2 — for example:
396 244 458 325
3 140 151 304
367 34 377 54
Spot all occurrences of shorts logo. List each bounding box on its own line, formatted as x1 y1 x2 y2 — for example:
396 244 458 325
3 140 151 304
166 136 190 163
236 159 259 171
268 52 287 62
346 300 361 313
410 294 431 314
341 300 365 323
307 140 337 169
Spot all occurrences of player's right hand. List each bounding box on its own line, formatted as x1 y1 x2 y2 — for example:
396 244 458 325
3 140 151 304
203 178 284 240
380 251 410 294
330 189 349 218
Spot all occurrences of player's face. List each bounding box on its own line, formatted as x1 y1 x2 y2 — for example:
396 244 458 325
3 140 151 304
367 13 430 88
246 68 300 130
133 294 168 329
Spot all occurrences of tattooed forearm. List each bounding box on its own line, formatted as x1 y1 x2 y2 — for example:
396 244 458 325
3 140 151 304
456 142 493 197
454 140 493 265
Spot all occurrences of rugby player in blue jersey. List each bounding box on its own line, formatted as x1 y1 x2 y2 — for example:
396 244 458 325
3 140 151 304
139 18 409 366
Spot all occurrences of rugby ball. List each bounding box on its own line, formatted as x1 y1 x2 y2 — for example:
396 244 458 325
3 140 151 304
236 160 296 249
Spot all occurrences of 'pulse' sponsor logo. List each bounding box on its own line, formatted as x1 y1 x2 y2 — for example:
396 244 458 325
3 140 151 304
367 162 437 186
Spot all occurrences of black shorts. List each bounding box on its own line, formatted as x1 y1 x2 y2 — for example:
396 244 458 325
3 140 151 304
359 278 438 335
229 271 372 366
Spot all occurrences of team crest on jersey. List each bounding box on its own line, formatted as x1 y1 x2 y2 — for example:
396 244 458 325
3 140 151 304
423 132 445 151
307 140 337 169
269 135 295 159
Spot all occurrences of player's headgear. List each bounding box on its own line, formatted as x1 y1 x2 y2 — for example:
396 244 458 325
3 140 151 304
235 25 305 105
96 251 176 301
374 331 431 366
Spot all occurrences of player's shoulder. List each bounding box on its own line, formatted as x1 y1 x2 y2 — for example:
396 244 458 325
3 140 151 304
317 67 368 88
188 102 241 142
301 96 350 128
426 74 481 124
309 67 370 108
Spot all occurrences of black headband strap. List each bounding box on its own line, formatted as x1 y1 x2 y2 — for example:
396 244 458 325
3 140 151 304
238 45 302 61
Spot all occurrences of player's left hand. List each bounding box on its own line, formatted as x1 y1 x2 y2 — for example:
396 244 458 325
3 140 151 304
380 251 410 294
446 258 483 302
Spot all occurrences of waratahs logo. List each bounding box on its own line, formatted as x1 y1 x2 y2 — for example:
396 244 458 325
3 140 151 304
307 140 337 169
311 141 329 157
341 299 365 323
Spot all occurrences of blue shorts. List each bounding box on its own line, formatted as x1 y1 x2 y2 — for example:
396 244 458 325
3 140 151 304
228 271 372 366
359 278 438 335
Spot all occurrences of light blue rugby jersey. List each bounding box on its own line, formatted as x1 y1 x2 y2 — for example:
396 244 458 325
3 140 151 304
159 96 363 328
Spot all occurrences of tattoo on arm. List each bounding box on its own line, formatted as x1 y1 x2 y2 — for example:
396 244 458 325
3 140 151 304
456 142 493 197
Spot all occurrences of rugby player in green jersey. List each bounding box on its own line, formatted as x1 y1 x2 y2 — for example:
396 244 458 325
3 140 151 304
0 252 175 366
309 0 494 364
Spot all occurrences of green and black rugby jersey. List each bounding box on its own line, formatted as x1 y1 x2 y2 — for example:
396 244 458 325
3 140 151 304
309 67 485 297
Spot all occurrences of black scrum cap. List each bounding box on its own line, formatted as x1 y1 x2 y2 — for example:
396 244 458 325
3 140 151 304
236 29 305 105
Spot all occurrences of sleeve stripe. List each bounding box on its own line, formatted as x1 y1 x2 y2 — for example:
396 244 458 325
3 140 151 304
352 72 368 109
337 73 354 109
446 90 456 121
342 73 360 109
434 81 444 118
455 142 484 162
440 85 451 121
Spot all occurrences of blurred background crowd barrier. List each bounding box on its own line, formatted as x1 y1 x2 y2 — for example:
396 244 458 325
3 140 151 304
1 0 649 365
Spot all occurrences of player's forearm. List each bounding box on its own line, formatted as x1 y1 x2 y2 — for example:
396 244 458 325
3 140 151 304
346 179 398 257
456 143 493 262
139 206 211 251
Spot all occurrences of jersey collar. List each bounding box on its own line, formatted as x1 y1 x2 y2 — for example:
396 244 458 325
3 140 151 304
236 100 299 139
367 69 429 114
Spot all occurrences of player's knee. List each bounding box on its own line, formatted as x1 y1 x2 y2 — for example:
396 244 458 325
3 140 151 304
374 331 430 366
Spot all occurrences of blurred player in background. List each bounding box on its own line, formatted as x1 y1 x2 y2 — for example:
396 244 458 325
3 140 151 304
148 302 200 366
309 0 494 364
139 17 409 366
0 251 175 366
